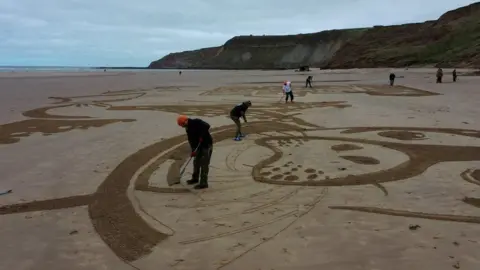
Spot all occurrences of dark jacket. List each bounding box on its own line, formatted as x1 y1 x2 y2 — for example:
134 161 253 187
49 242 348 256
186 118 213 150
437 69 443 77
230 103 249 119
389 73 395 80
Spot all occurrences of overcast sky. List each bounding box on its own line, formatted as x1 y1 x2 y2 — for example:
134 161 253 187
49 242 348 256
0 0 477 67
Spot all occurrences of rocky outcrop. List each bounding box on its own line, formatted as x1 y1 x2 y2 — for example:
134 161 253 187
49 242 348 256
148 46 223 69
148 2 480 69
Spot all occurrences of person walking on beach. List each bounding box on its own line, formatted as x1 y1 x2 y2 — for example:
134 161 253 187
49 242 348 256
230 101 252 141
436 68 443 83
389 73 396 86
305 76 313 88
283 81 294 103
453 69 457 82
177 115 213 189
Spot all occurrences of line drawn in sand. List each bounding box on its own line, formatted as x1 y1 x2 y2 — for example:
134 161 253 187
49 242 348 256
2 85 480 265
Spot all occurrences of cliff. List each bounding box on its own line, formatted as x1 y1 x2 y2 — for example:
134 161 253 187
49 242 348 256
149 46 223 69
148 2 480 69
148 29 365 69
325 2 480 68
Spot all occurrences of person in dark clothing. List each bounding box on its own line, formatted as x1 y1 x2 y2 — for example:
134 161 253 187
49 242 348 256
453 69 457 82
389 73 396 86
230 101 252 141
305 76 313 88
436 68 443 83
177 115 213 189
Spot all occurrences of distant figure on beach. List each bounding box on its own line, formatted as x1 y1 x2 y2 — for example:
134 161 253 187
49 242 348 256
305 76 313 88
283 81 294 103
179 71 182 75
389 73 396 86
453 69 457 82
436 68 443 83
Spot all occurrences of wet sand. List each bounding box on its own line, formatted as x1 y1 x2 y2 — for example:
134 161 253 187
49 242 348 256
1 68 480 270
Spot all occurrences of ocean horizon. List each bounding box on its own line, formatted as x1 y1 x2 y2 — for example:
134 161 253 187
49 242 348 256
0 66 238 73
0 66 221 73
0 66 149 72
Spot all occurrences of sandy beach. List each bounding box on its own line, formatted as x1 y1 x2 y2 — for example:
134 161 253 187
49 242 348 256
1 68 480 270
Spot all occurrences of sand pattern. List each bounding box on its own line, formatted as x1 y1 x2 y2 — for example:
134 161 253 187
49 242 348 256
1 72 480 269
201 84 439 97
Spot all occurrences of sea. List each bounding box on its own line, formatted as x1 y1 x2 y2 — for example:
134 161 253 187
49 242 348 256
0 66 180 72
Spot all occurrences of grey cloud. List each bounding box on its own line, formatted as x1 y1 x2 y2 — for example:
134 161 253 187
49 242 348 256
0 0 477 66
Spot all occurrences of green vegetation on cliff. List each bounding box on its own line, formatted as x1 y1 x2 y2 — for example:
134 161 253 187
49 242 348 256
326 2 480 68
149 2 480 69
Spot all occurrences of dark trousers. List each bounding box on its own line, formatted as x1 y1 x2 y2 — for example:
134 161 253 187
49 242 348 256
192 145 213 184
436 76 442 83
285 91 294 102
305 80 312 88
389 79 394 86
230 115 242 137
453 75 457 82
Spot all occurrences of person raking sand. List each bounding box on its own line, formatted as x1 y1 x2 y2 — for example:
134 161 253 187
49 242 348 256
230 101 252 141
305 76 313 88
177 115 213 189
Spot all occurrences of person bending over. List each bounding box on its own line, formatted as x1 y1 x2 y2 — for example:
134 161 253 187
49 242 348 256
177 115 213 189
230 101 252 141
305 76 313 88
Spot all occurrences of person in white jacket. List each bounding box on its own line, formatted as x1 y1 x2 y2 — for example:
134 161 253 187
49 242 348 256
283 81 294 103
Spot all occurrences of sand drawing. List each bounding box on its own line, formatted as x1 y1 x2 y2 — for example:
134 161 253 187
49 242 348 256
201 84 439 97
0 86 189 145
0 119 135 144
461 168 480 186
1 83 480 265
253 133 480 187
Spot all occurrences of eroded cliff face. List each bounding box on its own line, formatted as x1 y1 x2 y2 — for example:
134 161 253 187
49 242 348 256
148 29 365 69
148 2 480 69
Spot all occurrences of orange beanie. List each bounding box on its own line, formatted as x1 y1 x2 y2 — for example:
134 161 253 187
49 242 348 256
177 115 188 127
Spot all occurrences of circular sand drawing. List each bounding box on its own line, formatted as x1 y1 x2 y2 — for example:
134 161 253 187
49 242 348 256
3 121 480 263
254 138 407 186
2 86 480 266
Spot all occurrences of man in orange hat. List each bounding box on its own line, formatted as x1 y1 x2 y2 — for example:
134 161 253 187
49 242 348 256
177 115 213 189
